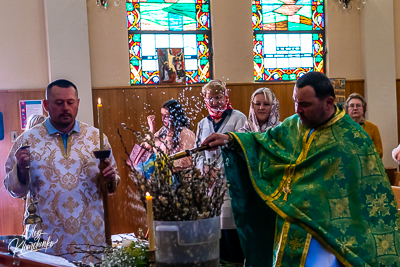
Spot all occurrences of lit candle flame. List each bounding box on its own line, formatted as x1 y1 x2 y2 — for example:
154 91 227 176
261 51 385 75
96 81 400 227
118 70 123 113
146 192 150 197
98 98 102 106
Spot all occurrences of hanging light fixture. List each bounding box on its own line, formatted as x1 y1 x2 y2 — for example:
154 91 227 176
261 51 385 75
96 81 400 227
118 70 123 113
339 0 351 9
96 0 120 9
339 0 367 10
96 0 108 9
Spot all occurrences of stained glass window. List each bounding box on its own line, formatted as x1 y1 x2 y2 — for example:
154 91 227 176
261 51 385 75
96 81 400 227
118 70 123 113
253 0 325 81
126 0 211 85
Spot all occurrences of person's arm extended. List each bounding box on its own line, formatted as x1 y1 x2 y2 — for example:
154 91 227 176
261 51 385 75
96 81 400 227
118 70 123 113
201 133 231 150
173 129 196 170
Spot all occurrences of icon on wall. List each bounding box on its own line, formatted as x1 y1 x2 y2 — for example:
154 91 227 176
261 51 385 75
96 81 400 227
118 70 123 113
330 78 346 105
157 48 186 84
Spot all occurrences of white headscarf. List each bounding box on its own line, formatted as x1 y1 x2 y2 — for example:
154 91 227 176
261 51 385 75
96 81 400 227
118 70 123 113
238 88 280 133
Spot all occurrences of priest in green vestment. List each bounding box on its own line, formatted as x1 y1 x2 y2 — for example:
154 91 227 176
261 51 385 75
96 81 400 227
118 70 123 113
202 72 400 267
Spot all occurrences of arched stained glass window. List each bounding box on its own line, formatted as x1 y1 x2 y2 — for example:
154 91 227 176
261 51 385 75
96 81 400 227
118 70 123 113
126 0 212 85
252 0 325 81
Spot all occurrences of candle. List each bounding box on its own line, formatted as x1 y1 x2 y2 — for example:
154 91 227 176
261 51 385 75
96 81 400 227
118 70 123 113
146 192 155 251
97 98 104 150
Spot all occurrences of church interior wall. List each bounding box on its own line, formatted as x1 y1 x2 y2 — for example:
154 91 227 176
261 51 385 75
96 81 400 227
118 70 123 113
0 0 48 90
325 0 364 79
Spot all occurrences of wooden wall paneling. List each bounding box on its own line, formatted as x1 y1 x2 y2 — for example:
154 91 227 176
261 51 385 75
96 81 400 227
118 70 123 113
93 89 142 235
226 84 253 117
0 89 46 236
346 80 364 98
272 82 297 119
180 85 209 131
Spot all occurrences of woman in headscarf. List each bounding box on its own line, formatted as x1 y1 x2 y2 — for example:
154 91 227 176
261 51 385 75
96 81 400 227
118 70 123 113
195 79 246 264
146 99 196 171
238 87 280 133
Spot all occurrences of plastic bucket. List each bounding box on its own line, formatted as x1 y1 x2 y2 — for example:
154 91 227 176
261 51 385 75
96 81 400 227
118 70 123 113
154 216 220 267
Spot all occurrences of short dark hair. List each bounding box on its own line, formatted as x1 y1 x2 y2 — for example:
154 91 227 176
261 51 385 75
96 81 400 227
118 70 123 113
46 79 78 99
296 72 335 100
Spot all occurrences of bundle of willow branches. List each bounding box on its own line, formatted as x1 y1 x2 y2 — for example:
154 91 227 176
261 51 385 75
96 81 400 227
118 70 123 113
118 124 228 221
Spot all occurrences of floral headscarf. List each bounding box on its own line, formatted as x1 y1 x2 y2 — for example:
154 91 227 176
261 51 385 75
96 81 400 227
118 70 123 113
238 88 280 133
204 88 233 120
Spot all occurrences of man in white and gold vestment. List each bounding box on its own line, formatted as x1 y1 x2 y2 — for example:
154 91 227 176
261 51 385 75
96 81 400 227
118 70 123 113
4 79 120 264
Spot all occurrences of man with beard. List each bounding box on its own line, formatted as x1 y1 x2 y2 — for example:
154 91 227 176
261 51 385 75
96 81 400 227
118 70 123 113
202 72 400 267
4 79 120 264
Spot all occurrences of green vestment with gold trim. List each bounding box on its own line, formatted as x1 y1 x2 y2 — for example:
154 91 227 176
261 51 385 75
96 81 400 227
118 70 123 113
222 108 400 267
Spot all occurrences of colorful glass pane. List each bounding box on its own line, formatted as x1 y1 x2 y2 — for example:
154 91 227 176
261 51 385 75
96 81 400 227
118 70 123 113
253 34 264 81
127 0 211 85
140 2 196 31
265 67 313 81
129 33 142 84
127 2 140 30
143 71 160 84
197 33 210 83
196 4 210 30
260 2 314 31
253 0 324 82
254 33 324 81
313 33 324 72
312 2 324 30
252 4 263 30
186 70 198 84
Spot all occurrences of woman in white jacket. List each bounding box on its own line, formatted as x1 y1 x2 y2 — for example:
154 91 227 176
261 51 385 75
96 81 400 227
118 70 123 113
195 79 246 263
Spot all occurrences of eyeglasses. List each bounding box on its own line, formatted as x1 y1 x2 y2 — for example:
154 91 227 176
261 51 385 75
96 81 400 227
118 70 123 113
349 103 362 109
204 95 225 103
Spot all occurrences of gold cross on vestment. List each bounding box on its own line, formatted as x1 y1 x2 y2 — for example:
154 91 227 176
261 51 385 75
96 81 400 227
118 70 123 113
283 186 292 201
283 178 292 201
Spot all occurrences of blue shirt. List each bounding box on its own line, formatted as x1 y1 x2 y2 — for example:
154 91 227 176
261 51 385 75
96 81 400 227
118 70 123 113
307 129 315 141
45 118 81 153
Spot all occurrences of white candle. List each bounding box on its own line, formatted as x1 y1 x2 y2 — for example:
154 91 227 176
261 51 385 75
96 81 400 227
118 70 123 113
146 192 155 251
97 98 104 150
